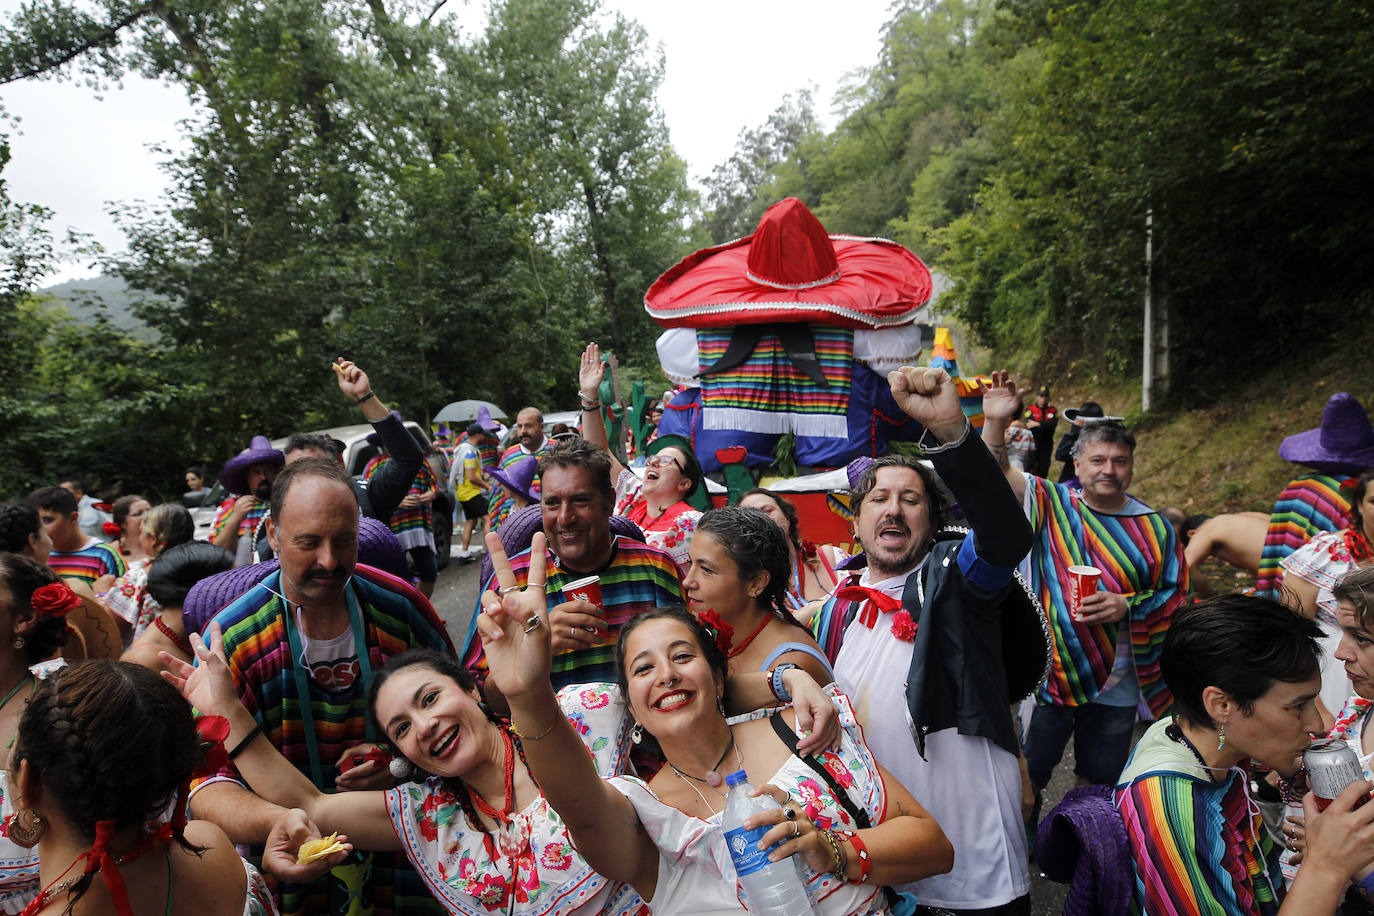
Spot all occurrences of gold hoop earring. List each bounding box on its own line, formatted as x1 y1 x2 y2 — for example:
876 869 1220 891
8 809 45 848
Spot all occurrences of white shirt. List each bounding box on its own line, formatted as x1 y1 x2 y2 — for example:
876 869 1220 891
833 568 1030 910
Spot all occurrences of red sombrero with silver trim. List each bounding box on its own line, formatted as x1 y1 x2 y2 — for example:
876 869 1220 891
645 197 932 329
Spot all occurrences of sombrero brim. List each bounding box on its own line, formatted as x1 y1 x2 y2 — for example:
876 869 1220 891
645 234 932 330
488 466 538 506
1278 428 1374 475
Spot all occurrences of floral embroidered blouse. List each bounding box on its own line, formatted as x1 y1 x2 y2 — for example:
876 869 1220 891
1281 529 1372 625
609 687 891 916
104 557 160 639
383 684 644 916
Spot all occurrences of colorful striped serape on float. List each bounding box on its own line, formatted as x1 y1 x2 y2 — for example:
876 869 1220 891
1024 475 1187 718
1254 473 1354 598
927 326 991 429
697 326 853 439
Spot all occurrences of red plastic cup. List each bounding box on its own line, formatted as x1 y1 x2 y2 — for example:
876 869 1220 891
1067 565 1102 621
562 575 602 609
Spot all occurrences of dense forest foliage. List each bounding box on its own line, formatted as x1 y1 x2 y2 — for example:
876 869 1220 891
1 0 1370 497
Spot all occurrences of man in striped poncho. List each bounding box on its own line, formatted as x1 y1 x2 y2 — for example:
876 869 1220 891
980 372 1187 811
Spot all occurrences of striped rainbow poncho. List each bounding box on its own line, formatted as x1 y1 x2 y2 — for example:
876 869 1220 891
1025 475 1187 718
1254 473 1354 598
1116 719 1281 915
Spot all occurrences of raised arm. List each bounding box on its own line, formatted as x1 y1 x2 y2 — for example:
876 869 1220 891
976 370 1029 503
162 630 400 852
890 366 1032 565
578 342 627 480
475 531 659 898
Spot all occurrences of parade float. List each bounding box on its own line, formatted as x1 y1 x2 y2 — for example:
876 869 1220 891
642 197 986 548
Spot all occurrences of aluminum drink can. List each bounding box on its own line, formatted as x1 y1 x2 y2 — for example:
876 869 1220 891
1304 738 1368 811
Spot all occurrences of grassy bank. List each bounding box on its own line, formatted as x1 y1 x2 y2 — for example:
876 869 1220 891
956 323 1374 515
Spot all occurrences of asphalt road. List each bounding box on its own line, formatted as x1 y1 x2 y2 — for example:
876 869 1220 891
428 552 1076 914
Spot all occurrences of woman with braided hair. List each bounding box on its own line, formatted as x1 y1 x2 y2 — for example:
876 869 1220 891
0 506 52 565
0 553 75 912
738 488 847 622
685 506 834 686
6 659 281 915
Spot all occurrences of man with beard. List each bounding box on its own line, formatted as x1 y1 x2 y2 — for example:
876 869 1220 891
809 366 1042 916
210 435 285 564
980 372 1186 822
489 406 551 532
191 458 451 916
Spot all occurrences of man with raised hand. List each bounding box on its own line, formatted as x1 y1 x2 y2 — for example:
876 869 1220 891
810 366 1042 916
980 370 1186 821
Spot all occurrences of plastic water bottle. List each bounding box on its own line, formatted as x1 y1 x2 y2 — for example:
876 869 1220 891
721 769 818 915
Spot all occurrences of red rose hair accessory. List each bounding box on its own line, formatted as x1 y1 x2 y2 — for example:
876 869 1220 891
695 609 734 657
192 716 231 779
101 521 123 538
30 582 82 618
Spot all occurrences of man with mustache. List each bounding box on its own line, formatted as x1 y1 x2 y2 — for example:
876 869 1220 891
192 458 452 916
809 366 1043 916
210 434 285 564
489 406 551 532
979 371 1186 831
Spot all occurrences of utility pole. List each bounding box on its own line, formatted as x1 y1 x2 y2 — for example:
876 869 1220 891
1142 210 1170 411
1143 210 1153 412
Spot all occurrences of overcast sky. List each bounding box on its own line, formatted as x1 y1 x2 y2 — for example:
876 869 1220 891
0 0 889 284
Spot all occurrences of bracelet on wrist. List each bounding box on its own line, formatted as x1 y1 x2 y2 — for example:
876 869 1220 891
228 722 265 760
509 718 558 742
355 391 376 405
843 830 872 882
818 828 847 880
770 663 799 703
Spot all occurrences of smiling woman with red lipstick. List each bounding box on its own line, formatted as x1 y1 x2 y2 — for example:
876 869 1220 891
477 548 954 915
686 506 835 687
166 630 643 915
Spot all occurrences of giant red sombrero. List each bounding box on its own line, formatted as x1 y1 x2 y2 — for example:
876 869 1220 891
645 197 932 329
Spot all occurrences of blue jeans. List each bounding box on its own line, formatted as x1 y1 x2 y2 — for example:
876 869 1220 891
1024 701 1137 790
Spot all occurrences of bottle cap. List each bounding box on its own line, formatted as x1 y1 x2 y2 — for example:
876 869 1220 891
725 769 748 787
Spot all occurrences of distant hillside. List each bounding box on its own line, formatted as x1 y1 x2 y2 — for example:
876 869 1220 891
38 274 155 340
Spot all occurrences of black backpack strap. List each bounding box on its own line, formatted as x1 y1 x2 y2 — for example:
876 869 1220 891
768 710 901 907
768 710 871 828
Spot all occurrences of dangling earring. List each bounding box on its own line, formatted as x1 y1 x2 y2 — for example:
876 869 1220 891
8 809 44 848
630 723 644 745
12 636 23 650
717 694 726 717
1217 723 1226 751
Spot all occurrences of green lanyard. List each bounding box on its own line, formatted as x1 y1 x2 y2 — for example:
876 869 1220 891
282 586 375 789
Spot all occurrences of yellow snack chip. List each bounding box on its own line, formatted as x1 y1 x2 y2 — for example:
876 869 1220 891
296 833 347 864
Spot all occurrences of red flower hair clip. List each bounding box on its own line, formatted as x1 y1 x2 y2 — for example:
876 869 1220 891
101 521 123 538
30 582 82 618
191 715 231 779
695 609 734 656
